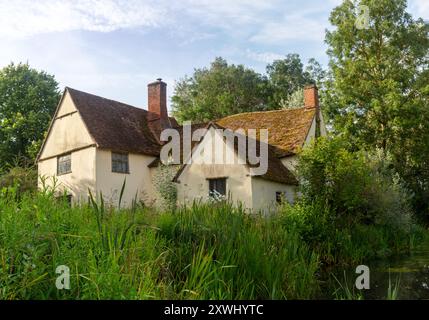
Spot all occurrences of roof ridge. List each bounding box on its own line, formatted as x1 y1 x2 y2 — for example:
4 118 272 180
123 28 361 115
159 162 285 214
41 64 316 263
217 106 310 121
66 87 148 113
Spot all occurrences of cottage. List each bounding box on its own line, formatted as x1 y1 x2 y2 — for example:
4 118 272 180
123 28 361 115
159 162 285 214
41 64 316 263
37 79 326 212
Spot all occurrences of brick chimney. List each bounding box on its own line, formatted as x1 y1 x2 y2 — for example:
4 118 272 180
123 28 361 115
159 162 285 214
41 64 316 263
304 84 321 137
304 84 319 109
148 78 168 120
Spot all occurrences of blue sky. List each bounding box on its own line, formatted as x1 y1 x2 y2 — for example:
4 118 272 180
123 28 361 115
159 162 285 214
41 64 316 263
0 0 427 110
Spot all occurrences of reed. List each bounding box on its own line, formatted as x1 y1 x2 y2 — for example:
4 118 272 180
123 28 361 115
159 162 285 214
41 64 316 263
0 186 424 300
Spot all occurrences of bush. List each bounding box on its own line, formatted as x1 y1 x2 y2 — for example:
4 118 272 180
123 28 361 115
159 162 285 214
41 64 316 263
0 166 37 197
298 137 370 224
153 164 178 211
361 153 414 232
287 137 421 265
280 200 422 266
298 137 414 229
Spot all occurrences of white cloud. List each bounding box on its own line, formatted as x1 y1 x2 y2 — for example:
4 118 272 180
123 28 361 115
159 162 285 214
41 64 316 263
179 0 278 26
0 0 165 38
245 49 284 63
249 11 327 44
0 0 334 45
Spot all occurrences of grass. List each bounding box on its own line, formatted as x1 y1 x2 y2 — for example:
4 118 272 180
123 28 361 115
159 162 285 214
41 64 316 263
331 272 364 300
387 273 401 300
0 190 319 299
331 272 401 300
0 187 425 300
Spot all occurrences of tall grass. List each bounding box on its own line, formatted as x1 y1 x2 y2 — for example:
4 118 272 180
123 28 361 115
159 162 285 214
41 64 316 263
157 203 320 299
0 185 424 300
0 190 319 299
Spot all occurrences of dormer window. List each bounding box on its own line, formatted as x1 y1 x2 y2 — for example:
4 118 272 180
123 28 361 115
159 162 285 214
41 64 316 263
112 152 129 173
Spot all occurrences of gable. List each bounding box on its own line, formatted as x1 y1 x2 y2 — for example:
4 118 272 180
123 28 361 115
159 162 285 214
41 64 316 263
173 124 298 185
302 108 328 148
173 125 251 181
38 91 95 160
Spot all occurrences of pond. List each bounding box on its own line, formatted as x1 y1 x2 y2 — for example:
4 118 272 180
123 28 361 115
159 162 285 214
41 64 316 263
320 240 429 299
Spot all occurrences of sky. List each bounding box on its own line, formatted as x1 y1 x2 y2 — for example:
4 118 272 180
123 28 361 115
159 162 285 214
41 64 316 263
0 0 428 110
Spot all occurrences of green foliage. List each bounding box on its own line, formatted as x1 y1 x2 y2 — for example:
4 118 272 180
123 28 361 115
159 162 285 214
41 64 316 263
298 137 371 224
298 137 414 229
0 166 37 198
153 164 178 211
282 88 304 109
171 56 324 123
267 54 325 107
158 203 320 299
283 136 426 266
0 187 424 300
324 0 429 220
325 0 429 148
172 57 270 123
280 200 425 266
0 192 320 299
0 62 60 168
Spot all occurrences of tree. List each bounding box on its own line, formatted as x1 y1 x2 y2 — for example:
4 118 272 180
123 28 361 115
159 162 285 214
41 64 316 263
283 88 304 109
305 58 327 87
172 56 325 122
172 57 270 123
267 54 326 109
0 63 60 169
266 54 310 107
325 0 428 150
325 0 429 220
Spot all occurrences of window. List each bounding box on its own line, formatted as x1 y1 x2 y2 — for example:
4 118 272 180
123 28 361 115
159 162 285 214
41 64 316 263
57 153 71 175
276 191 286 204
112 152 129 173
208 178 226 197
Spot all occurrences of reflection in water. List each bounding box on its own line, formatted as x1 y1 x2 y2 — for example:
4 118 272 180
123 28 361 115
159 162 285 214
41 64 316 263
322 241 429 299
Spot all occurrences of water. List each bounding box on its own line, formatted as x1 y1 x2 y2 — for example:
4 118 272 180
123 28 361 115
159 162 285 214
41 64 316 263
320 241 429 299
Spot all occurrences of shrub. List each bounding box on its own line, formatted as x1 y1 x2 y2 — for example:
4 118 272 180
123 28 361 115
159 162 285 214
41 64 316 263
298 137 414 229
153 164 178 211
290 138 419 264
298 137 371 224
0 166 37 197
363 150 414 233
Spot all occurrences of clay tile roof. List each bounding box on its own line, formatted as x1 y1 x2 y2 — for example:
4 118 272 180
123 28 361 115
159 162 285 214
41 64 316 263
63 88 311 186
67 87 175 156
260 144 298 185
216 108 316 157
